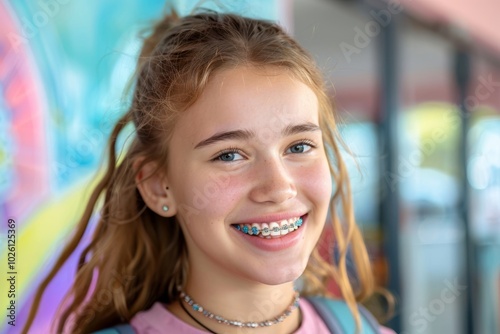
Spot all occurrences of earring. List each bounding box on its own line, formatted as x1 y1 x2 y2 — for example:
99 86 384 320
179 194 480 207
162 205 169 212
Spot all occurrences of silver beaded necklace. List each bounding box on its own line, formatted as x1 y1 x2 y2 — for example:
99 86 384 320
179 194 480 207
179 290 300 329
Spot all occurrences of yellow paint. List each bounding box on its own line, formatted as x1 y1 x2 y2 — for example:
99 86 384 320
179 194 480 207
0 170 104 326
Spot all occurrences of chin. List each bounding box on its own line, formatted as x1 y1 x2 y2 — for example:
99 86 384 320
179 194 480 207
254 261 308 286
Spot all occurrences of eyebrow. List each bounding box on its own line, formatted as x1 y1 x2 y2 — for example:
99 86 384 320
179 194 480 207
194 122 321 149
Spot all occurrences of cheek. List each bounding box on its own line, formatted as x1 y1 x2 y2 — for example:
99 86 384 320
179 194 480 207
173 167 245 218
298 160 332 207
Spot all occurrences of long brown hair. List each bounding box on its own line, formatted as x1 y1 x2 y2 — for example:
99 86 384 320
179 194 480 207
23 11 375 333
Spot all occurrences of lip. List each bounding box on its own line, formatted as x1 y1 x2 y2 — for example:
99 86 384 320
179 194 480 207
231 214 308 252
233 211 308 225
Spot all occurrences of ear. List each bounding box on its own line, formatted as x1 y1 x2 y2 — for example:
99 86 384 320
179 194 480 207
133 158 177 217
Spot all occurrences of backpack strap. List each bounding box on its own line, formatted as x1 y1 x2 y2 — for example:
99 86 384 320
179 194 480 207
305 296 381 334
92 324 136 334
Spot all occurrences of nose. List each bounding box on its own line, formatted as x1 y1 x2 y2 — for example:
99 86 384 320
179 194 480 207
249 157 297 204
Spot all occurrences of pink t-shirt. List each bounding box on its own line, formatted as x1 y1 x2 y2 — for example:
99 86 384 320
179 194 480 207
130 298 396 333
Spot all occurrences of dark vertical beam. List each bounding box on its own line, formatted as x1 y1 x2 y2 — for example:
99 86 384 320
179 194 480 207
454 50 474 334
378 10 401 333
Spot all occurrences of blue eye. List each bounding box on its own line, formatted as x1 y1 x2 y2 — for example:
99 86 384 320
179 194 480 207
287 141 314 154
213 141 315 162
219 152 236 161
214 150 244 162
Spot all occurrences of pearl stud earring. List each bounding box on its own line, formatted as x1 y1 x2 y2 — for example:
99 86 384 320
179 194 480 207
162 205 169 212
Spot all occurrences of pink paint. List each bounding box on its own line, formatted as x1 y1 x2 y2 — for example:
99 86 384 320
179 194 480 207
0 1 50 224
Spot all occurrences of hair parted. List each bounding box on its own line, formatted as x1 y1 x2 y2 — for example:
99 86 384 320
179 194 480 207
23 11 376 333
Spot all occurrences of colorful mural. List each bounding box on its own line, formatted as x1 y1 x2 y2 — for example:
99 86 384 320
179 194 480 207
0 1 280 333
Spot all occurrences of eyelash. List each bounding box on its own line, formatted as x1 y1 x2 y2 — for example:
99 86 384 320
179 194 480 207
212 139 317 162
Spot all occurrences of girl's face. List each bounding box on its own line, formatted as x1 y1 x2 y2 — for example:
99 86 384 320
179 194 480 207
167 66 332 285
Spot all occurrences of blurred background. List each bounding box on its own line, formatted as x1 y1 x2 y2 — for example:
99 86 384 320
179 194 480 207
0 0 499 333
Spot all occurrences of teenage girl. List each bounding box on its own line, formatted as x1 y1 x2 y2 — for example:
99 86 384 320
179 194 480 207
24 11 395 334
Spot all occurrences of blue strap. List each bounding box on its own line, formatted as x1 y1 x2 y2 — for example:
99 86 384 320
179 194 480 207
306 297 381 334
93 324 136 334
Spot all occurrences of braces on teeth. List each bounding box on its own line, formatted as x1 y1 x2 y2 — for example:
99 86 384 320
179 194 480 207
234 217 303 237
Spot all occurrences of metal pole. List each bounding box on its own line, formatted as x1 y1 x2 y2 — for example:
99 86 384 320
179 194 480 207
378 10 401 333
454 49 474 334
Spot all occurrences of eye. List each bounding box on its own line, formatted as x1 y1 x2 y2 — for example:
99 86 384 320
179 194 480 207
213 148 244 162
287 140 315 154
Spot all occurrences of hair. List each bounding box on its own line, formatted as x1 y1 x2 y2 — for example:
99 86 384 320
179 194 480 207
23 11 377 334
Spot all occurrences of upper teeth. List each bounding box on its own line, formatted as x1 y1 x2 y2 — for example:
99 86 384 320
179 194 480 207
235 217 303 237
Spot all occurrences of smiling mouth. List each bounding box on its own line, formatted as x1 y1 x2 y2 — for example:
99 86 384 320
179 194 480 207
231 216 304 239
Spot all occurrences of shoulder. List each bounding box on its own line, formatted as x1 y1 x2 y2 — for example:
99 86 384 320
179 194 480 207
303 296 396 334
92 303 180 334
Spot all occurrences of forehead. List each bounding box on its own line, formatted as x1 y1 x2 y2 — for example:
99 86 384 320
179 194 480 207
172 66 319 146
